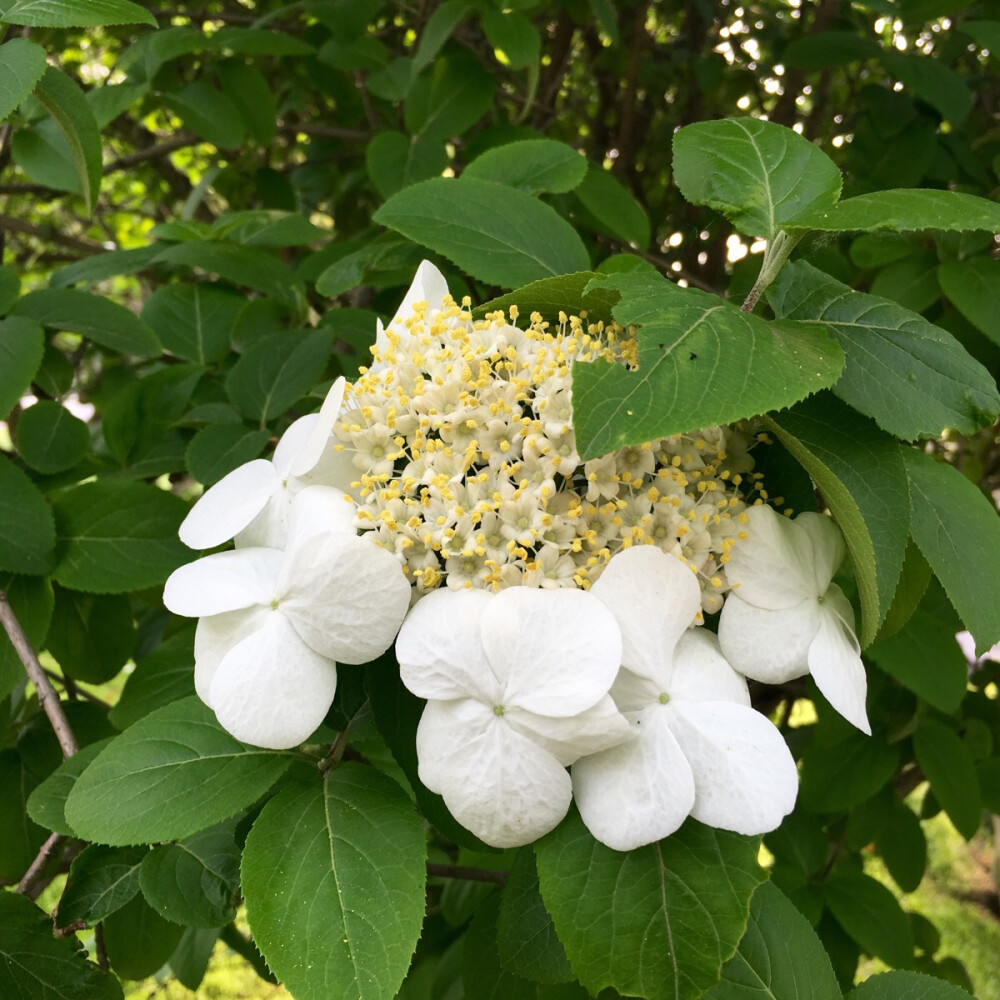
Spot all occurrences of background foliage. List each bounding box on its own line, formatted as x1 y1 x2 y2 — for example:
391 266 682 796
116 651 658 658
3 1 1000 998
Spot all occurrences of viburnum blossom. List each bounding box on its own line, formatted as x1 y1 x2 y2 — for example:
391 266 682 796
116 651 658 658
395 585 630 847
165 487 410 749
573 546 799 850
718 503 870 734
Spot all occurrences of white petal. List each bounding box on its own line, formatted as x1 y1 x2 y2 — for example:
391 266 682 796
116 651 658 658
210 613 338 749
506 695 633 766
808 600 871 735
668 701 798 835
390 260 449 327
717 594 819 684
481 588 622 717
797 512 845 595
572 707 696 851
396 588 499 703
590 545 701 685
278 532 411 664
725 505 817 609
287 377 346 478
305 442 363 498
417 701 572 848
609 668 661 714
234 488 292 549
193 606 271 706
415 698 495 793
272 414 317 478
670 629 750 706
179 459 278 549
163 548 282 618
285 485 356 545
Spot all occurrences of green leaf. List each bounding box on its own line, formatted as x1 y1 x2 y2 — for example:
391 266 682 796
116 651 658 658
52 479 188 594
25 737 111 835
535 812 765 1000
404 50 494 143
374 177 590 287
876 540 931 642
799 729 901 813
0 456 54 575
0 891 123 1000
0 573 52 700
141 283 243 364
937 256 1000 347
242 764 427 1000
881 51 972 125
0 38 46 121
102 892 184 981
465 140 587 195
913 718 982 840
0 748 45 880
574 166 651 247
0 265 19 313
153 241 297 303
65 696 292 845
49 245 162 289
846 970 974 1000
481 10 540 69
413 0 468 72
109 626 195 730
163 81 244 150
0 315 44 419
786 190 1000 234
56 844 146 927
867 582 969 713
14 400 89 474
874 797 927 894
703 881 841 1000
139 822 240 927
781 30 881 69
570 271 843 460
216 61 277 146
768 262 1000 440
902 449 1000 651
32 66 101 215
478 271 620 327
1 0 155 26
212 26 314 55
46 587 134 685
672 117 841 239
464 894 541 999
497 850 573 984
186 424 270 486
226 328 333 422
169 927 220 991
765 395 908 645
823 871 914 968
869 253 940 314
366 130 449 199
11 288 160 358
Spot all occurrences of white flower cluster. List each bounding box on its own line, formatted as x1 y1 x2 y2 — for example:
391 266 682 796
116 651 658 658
164 262 871 852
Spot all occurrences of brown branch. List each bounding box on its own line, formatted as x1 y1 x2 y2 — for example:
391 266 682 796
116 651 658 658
427 863 509 886
0 215 106 256
43 667 111 706
104 131 201 173
0 592 79 758
94 924 109 972
16 833 66 900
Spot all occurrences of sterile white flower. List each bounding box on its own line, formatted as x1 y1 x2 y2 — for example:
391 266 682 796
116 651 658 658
717 504 870 734
164 486 411 749
573 545 799 851
178 376 348 550
396 586 632 848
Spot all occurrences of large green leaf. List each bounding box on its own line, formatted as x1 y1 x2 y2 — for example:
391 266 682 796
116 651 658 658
786 190 1000 234
141 283 243 363
373 177 590 287
0 456 54 575
823 872 913 968
14 400 89 474
574 166 651 247
672 118 841 239
0 891 123 1000
65 697 292 845
937 256 1000 347
570 271 844 460
535 812 765 1000
799 729 901 813
55 844 146 927
109 626 195 730
412 0 468 72
768 262 1000 440
46 587 134 684
11 288 160 358
0 37 46 121
25 737 110 835
163 81 244 150
404 50 494 143
464 139 587 195
186 424 270 486
32 66 101 215
902 449 1000 651
1 0 155 26
913 718 982 840
153 241 297 303
880 51 972 125
102 892 184 981
52 479 188 593
481 10 540 69
846 970 974 1000
0 315 44 419
478 271 620 326
764 395 908 645
242 764 427 1000
875 797 927 895
463 894 541 999
704 881 840 1000
365 129 449 199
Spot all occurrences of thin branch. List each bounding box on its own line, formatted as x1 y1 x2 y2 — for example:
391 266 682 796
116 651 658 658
0 216 106 256
427 863 509 886
104 131 201 173
0 592 79 758
43 667 111 706
94 924 109 972
16 833 66 900
282 122 371 142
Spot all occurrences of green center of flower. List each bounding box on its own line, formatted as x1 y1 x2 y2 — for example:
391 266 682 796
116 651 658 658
659 692 670 705
493 705 505 717
270 599 280 610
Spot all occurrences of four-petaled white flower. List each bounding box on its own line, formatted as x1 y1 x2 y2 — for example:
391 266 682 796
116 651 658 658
178 376 349 551
718 504 870 734
165 486 411 749
396 586 632 848
573 545 799 851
